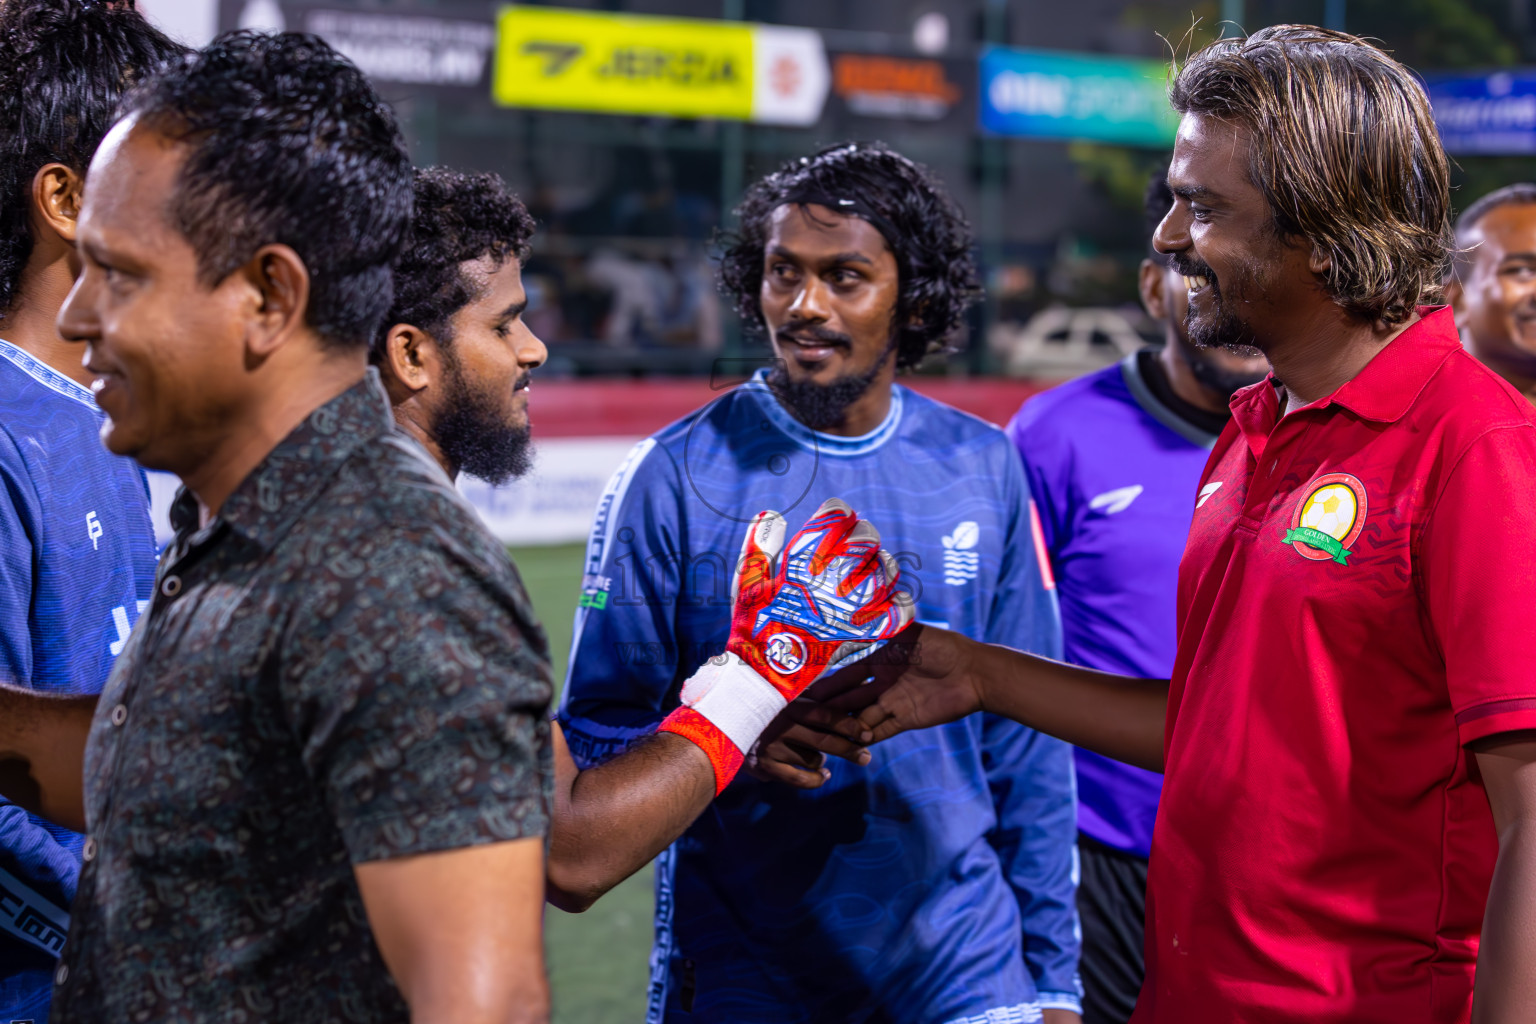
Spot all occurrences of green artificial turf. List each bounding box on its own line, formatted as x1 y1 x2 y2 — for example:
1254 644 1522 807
508 543 656 1024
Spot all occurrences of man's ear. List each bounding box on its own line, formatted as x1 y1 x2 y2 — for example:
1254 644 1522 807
30 163 84 243
1308 245 1332 277
379 323 439 398
1138 258 1167 320
239 243 311 359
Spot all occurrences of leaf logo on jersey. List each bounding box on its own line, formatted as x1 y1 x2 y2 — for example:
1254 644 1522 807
1282 473 1367 565
942 521 980 586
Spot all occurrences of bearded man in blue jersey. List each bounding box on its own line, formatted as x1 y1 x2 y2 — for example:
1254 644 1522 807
372 166 910 914
560 142 1082 1024
0 4 183 1019
1004 172 1268 1024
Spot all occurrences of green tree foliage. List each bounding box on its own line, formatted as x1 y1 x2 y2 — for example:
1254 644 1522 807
1348 0 1516 69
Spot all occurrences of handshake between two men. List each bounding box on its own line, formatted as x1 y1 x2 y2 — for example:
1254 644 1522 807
549 494 1053 915
689 497 1165 798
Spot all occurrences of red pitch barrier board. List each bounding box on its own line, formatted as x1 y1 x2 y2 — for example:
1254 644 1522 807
528 376 1061 438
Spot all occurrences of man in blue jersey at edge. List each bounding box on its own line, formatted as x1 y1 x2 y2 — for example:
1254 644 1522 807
1004 172 1268 1024
0 4 183 1019
560 143 1082 1024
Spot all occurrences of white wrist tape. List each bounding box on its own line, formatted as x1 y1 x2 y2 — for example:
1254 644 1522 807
681 651 787 754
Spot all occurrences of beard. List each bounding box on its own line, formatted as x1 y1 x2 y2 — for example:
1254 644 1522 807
1182 344 1269 401
1171 252 1264 357
767 329 895 431
433 351 534 486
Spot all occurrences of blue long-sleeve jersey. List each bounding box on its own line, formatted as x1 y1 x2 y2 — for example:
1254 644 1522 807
560 373 1081 1024
0 339 157 1021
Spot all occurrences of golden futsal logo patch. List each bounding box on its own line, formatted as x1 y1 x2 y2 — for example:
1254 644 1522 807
1284 473 1367 564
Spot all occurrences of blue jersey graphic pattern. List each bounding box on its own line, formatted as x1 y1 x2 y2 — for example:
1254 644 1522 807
561 373 1081 1023
0 340 157 1021
1007 354 1219 859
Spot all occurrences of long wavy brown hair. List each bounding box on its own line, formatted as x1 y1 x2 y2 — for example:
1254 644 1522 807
1170 25 1452 325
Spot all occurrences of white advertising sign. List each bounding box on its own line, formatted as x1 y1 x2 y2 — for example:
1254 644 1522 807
148 436 638 550
458 436 640 547
751 25 832 126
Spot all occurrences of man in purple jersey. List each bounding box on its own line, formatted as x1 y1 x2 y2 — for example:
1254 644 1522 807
1004 172 1267 1024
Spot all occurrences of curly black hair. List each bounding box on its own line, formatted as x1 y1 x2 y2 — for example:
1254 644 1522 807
372 167 536 361
120 30 413 349
717 142 981 371
0 0 185 318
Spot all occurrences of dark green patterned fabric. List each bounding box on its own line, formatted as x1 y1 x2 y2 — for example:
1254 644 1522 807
54 372 552 1023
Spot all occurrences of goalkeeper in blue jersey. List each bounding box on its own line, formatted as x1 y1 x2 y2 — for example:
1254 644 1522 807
560 143 1082 1024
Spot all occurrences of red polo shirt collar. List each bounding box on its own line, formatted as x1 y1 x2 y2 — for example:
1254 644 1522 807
1229 305 1461 460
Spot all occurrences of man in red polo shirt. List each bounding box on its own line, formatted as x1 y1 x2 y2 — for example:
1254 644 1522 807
830 25 1536 1024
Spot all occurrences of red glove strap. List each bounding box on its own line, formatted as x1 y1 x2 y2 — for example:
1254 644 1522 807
659 706 746 794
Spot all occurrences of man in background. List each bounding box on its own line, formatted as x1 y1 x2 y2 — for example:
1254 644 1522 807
1005 172 1268 1023
560 143 1081 1024
0 3 182 1018
371 166 906 914
1446 183 1536 405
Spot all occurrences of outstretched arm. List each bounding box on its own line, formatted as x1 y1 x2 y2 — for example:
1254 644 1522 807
0 684 96 831
832 625 1168 773
546 723 710 913
549 500 910 911
547 710 873 913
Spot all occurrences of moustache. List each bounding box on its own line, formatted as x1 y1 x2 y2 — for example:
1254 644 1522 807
1168 253 1217 283
777 323 853 349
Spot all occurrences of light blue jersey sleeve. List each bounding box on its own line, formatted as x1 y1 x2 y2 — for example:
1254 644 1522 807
0 429 38 687
559 438 689 769
0 426 79 954
981 451 1082 1013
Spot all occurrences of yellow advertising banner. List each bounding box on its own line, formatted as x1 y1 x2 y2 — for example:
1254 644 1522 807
493 6 756 120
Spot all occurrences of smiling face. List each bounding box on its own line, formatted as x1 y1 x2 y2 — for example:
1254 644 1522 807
1451 202 1536 377
761 203 900 379
1154 113 1323 356
57 117 254 472
1141 256 1270 401
758 203 903 432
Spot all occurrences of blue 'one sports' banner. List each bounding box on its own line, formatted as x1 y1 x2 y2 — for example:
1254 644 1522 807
978 45 1177 146
1424 70 1536 154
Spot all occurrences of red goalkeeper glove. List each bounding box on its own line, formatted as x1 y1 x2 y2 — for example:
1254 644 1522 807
660 498 914 792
